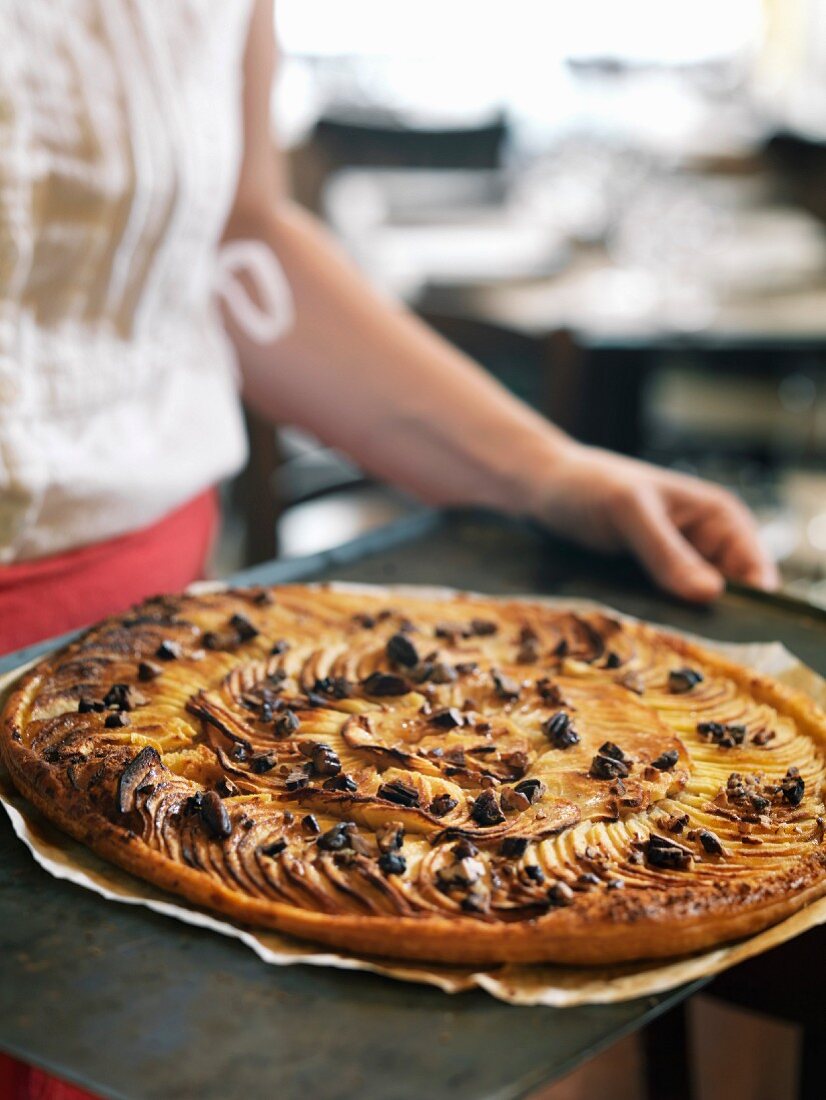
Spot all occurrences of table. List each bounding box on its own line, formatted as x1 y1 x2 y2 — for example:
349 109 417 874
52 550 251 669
2 510 823 1100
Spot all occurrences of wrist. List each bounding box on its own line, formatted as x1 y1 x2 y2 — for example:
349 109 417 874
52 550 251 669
490 430 581 520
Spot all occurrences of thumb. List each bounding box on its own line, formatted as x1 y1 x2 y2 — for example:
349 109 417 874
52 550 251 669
615 490 724 602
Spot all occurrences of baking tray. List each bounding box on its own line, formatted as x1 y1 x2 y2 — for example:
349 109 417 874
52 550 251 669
0 508 822 1100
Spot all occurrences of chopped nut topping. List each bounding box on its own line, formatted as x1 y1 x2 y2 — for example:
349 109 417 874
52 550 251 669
536 678 564 706
317 822 361 853
617 671 645 695
665 813 689 834
274 709 301 738
104 712 130 729
547 881 575 907
251 752 277 774
470 789 505 827
645 834 692 870
312 676 352 699
102 682 147 708
376 822 405 853
429 707 464 730
491 669 520 702
429 793 458 817
469 619 498 637
590 742 631 780
500 836 528 858
155 640 182 661
697 721 746 748
668 667 703 694
514 778 546 804
500 787 531 813
437 855 484 889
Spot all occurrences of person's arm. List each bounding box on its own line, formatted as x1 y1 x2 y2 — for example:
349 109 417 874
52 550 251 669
223 0 777 602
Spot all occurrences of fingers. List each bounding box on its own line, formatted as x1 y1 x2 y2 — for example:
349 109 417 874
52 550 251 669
715 528 779 589
676 487 779 591
612 489 725 602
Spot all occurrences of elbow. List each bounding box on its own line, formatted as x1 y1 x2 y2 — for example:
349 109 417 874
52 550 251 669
222 191 298 248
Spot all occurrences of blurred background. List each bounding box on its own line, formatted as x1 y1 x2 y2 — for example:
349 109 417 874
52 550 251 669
223 0 826 607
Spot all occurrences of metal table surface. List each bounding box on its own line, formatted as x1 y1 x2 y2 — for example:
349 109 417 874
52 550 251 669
1 510 824 1100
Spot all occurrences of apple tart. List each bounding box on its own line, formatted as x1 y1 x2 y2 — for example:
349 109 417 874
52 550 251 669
3 585 826 965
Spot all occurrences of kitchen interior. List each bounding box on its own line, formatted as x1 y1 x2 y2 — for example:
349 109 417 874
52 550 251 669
222 0 826 621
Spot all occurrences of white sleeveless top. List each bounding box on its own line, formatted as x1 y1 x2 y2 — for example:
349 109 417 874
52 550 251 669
0 1 257 563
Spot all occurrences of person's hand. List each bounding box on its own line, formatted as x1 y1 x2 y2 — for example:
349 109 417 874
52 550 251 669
534 444 779 602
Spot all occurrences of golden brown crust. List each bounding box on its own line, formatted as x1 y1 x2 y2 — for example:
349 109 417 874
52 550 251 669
3 584 826 966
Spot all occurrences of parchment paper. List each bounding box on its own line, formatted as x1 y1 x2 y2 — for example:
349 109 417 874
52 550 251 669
2 586 825 1006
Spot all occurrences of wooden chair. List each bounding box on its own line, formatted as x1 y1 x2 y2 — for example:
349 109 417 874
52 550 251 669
642 926 826 1099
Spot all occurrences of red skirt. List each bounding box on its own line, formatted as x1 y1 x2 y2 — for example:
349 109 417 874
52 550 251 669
0 488 219 1099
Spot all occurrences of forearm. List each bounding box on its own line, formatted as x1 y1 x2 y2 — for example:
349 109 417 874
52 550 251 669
224 200 571 515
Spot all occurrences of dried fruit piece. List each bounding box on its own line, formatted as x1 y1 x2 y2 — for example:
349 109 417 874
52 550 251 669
378 780 420 807
361 672 412 696
311 744 341 777
470 789 505 827
230 613 259 642
261 838 287 857
378 852 406 876
200 790 232 839
543 711 580 749
698 829 725 856
781 768 805 807
386 632 419 668
323 774 358 793
652 749 679 771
